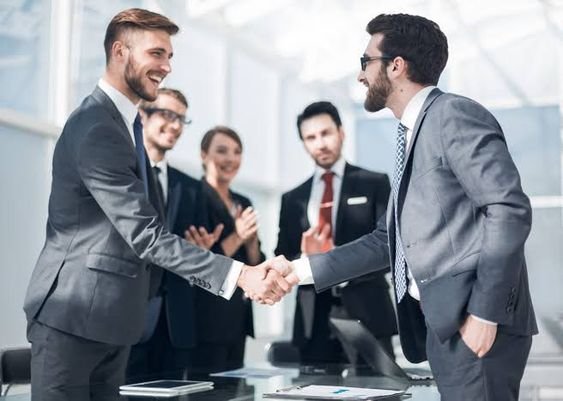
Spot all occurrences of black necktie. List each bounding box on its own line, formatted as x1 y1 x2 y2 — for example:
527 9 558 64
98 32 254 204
152 166 166 206
133 113 149 197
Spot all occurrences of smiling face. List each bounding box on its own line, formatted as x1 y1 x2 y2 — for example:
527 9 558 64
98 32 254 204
300 113 344 169
202 132 242 185
120 29 173 102
357 33 393 113
141 93 187 154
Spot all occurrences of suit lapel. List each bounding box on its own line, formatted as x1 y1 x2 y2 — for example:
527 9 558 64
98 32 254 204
397 88 443 206
166 167 182 230
299 178 313 230
91 86 134 149
334 163 353 244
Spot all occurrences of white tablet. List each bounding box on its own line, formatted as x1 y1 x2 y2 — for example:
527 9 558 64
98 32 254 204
119 380 214 398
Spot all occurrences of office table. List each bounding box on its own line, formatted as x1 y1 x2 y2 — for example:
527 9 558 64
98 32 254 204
0 365 440 400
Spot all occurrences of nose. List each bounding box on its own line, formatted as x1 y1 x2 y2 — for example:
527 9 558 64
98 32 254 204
161 59 172 75
357 70 365 82
169 118 182 131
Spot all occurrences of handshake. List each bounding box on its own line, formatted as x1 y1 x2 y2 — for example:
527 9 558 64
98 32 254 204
237 256 300 305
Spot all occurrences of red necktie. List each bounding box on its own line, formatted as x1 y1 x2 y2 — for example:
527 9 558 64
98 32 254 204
318 171 334 251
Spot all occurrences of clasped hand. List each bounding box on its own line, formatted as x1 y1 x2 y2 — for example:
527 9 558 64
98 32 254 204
237 255 298 305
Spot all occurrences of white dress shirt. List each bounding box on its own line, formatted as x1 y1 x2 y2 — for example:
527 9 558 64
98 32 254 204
98 78 241 300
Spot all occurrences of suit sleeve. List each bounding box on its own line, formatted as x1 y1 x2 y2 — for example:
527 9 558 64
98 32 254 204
76 122 232 294
309 214 390 292
440 97 532 325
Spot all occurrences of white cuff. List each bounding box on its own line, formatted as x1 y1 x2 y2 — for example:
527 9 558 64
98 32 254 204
219 261 243 300
293 257 314 285
471 314 498 326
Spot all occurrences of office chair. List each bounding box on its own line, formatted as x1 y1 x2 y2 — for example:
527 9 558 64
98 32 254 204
265 341 300 366
0 346 32 395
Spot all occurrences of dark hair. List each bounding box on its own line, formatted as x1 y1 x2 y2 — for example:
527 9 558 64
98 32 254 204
201 125 243 154
296 101 342 140
366 14 448 85
139 87 188 109
104 8 179 65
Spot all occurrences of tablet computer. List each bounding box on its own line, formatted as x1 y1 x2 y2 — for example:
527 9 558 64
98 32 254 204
119 380 214 398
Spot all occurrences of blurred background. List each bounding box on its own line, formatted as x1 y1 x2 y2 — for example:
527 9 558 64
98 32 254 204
1 0 562 378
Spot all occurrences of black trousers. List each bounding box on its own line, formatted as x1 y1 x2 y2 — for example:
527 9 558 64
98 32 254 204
426 326 532 401
28 321 129 401
189 339 246 374
126 307 192 382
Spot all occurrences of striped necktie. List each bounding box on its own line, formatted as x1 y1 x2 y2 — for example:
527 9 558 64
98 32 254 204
392 123 408 302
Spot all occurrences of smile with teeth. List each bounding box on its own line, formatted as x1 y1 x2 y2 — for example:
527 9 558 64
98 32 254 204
148 74 163 85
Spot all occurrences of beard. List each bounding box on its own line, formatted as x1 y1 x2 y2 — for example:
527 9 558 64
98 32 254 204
364 66 392 112
124 54 156 102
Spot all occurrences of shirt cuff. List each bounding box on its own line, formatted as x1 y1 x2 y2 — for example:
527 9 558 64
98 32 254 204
293 257 314 285
219 261 243 300
471 314 498 326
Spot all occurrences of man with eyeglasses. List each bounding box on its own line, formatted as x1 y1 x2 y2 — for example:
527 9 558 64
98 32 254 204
126 88 224 380
275 13 537 401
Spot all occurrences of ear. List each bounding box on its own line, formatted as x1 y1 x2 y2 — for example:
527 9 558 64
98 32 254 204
111 40 127 62
139 109 149 125
338 126 346 141
389 56 408 78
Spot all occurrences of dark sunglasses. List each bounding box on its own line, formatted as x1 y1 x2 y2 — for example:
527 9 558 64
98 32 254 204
143 107 192 125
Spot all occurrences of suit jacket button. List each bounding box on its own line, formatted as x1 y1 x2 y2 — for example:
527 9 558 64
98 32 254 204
219 290 224 295
506 306 513 313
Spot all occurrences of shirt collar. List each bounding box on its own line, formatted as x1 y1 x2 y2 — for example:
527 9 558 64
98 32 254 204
98 78 139 128
314 157 346 182
400 85 436 131
150 158 168 171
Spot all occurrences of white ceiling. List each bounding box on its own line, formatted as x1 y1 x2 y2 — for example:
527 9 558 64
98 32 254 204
178 0 562 89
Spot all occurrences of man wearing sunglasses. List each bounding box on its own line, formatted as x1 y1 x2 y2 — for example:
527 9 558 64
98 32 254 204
126 88 224 380
277 13 537 401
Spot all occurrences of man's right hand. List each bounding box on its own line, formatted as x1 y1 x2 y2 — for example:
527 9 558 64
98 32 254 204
237 256 295 305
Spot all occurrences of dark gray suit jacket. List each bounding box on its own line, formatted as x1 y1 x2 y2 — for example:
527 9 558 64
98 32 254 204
23 87 232 346
309 89 538 363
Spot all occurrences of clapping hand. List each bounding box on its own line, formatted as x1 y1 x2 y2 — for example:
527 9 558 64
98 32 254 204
185 224 224 250
301 224 333 255
235 206 259 243
238 256 296 305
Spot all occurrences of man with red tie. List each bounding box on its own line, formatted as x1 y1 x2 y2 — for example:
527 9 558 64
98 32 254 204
275 101 397 363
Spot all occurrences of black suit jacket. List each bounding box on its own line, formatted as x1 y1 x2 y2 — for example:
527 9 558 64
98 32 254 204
275 163 397 346
160 166 207 348
191 180 261 344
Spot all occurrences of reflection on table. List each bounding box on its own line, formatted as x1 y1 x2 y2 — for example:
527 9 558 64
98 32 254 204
0 364 440 401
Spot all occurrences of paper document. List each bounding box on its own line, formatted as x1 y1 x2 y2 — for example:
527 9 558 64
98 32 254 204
211 367 299 378
264 384 404 400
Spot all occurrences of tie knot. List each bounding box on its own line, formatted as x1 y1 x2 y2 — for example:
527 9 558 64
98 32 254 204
134 113 142 127
321 171 334 183
397 122 407 136
153 165 161 175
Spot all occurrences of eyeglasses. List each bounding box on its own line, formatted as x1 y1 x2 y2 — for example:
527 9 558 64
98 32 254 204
360 55 393 71
143 107 192 125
